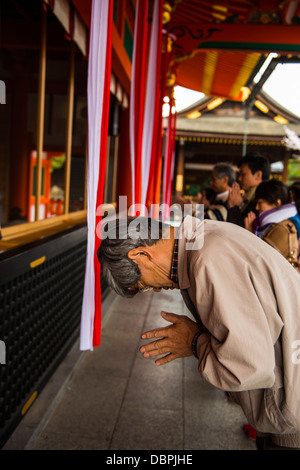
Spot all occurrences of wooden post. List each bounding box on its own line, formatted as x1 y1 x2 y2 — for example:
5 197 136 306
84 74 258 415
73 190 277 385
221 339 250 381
35 5 47 221
242 104 251 157
64 42 75 214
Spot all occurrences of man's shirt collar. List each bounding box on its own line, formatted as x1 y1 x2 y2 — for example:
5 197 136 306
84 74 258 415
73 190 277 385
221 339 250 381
170 237 179 284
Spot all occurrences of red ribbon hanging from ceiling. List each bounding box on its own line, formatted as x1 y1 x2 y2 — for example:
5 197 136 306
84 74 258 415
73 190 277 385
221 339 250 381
130 0 166 217
80 0 113 351
146 0 164 215
130 0 148 215
162 94 177 221
92 0 113 347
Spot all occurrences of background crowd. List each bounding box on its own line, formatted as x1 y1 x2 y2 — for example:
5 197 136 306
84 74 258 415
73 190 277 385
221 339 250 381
177 153 300 273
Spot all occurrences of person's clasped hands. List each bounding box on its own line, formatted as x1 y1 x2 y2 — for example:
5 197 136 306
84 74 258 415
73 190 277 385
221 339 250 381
139 311 201 366
244 211 257 232
228 182 243 208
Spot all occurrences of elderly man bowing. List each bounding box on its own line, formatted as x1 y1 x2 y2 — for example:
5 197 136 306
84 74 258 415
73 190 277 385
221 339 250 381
98 215 300 450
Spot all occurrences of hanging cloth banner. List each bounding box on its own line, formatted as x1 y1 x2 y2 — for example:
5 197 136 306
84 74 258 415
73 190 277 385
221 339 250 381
130 0 164 216
80 0 113 351
169 107 177 205
162 97 177 221
148 30 171 218
141 0 163 213
129 0 148 214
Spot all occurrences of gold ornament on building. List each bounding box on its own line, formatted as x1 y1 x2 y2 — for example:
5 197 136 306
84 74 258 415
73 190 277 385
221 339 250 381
163 2 172 24
162 34 173 53
166 71 176 87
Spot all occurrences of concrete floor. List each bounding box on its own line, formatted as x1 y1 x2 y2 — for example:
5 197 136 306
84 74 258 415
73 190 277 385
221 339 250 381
3 288 257 451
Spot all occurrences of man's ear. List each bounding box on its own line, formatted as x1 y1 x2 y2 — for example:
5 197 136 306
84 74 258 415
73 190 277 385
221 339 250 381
223 176 229 186
128 247 152 262
254 170 262 182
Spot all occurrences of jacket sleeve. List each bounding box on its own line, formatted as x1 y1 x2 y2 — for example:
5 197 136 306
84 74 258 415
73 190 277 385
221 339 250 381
226 206 244 227
189 250 281 392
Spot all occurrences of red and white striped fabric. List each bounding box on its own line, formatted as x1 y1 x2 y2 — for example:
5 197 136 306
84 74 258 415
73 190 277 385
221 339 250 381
130 0 163 216
162 97 177 221
141 0 163 212
80 0 113 351
129 0 148 215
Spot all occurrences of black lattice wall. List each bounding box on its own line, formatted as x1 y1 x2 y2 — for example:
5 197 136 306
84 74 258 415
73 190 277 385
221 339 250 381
0 224 97 447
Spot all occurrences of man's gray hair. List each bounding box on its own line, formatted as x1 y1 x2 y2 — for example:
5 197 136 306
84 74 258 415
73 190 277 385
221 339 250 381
97 217 167 298
214 163 236 187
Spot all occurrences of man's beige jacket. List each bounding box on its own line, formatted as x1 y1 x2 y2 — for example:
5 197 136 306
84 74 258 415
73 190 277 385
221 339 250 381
177 216 300 440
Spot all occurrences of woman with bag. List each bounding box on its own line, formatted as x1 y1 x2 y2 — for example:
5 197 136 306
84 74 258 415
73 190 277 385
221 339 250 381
245 179 300 272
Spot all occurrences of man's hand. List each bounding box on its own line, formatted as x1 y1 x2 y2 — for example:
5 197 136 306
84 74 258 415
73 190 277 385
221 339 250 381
228 182 243 208
140 311 201 366
244 211 256 232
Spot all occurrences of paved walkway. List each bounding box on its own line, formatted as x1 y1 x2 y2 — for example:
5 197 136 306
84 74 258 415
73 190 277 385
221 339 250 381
3 289 257 451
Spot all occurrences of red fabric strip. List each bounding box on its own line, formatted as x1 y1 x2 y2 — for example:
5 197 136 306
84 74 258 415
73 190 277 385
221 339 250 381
162 94 177 217
166 102 174 195
133 0 148 209
93 0 113 347
168 107 177 206
146 0 163 210
154 37 169 210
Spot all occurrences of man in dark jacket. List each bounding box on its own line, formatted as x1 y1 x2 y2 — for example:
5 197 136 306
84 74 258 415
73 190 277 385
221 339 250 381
227 153 270 227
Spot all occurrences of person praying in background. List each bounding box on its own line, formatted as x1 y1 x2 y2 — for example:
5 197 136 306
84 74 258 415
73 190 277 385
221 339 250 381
227 153 270 227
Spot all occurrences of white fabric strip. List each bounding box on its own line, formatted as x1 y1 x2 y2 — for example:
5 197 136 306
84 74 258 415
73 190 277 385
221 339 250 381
141 0 159 214
162 105 171 220
129 0 140 213
80 0 109 351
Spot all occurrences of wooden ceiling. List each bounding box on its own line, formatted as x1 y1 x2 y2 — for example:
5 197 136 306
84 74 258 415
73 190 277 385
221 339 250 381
72 0 300 102
164 0 300 100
